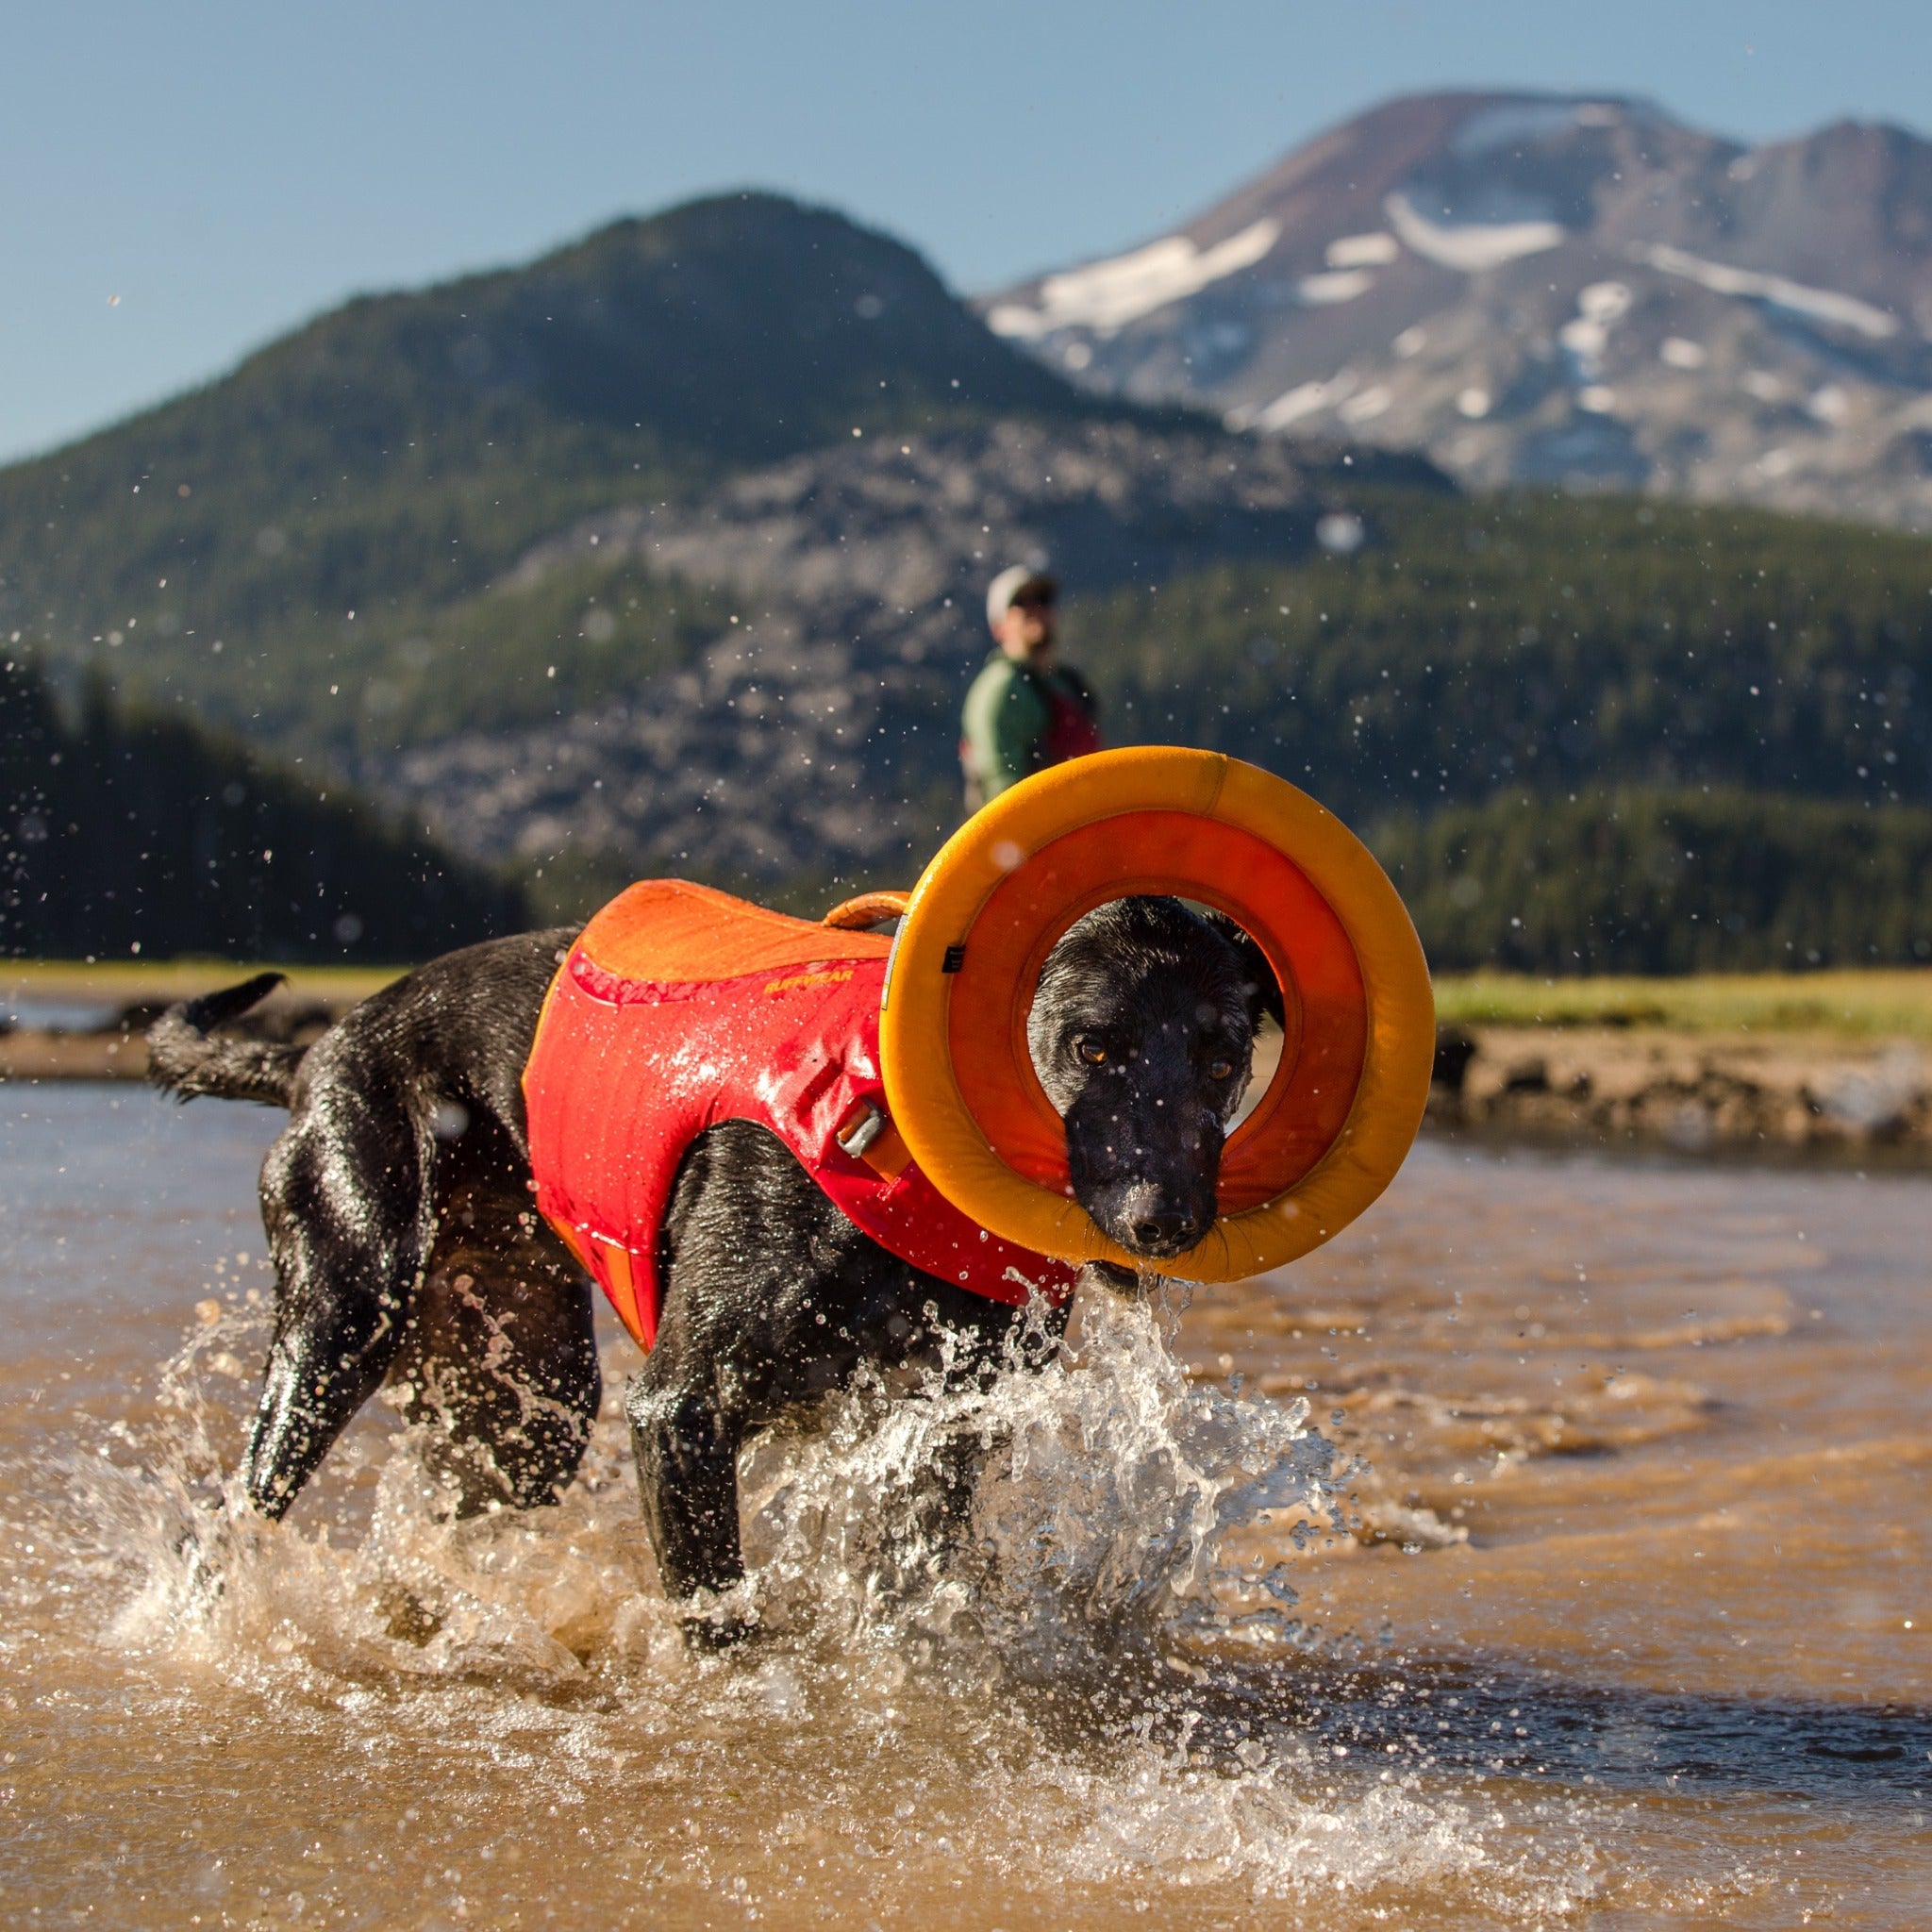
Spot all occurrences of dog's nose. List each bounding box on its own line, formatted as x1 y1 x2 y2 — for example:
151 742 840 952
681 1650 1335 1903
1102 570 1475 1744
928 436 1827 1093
1131 1208 1200 1251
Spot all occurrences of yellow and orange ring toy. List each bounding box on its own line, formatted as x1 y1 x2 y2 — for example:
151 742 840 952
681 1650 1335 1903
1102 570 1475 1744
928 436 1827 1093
880 746 1435 1282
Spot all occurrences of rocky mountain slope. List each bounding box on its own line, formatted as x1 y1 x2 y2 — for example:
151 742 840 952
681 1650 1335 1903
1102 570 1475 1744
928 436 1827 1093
349 419 1429 895
0 183 1433 921
986 92 1932 529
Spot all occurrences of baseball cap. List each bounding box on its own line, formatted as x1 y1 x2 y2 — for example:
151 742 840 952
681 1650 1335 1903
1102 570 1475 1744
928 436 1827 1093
986 563 1058 630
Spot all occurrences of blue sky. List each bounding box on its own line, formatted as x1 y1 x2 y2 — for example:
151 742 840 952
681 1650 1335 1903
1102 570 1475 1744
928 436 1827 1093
5 0 1926 464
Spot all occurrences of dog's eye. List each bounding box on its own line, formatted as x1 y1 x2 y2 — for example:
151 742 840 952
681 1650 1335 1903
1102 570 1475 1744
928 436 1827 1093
1208 1058 1235 1081
1076 1039 1108 1067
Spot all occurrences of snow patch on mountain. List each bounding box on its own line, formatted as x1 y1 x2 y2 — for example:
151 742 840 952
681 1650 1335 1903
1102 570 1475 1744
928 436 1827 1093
1234 370 1361 433
1297 269 1375 306
1558 281 1635 381
1326 232 1400 268
1383 191 1566 272
987 218 1278 339
1639 245 1899 341
1448 98 1630 158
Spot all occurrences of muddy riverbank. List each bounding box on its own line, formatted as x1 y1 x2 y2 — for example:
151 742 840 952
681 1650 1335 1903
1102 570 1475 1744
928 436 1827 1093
1433 1023 1932 1156
0 968 383 1082
8 961 1932 1166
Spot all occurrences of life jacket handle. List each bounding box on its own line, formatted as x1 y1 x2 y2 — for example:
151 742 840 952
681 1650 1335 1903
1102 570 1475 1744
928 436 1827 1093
822 891 911 931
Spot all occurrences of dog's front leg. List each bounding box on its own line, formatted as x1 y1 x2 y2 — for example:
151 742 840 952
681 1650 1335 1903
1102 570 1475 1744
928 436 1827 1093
900 1424 989 1579
625 1378 746 1621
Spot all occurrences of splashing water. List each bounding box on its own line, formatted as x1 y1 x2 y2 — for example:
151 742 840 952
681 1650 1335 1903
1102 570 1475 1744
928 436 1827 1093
5 1276 1624 1922
55 1292 664 1693
729 1283 1341 1657
69 1280 1338 1687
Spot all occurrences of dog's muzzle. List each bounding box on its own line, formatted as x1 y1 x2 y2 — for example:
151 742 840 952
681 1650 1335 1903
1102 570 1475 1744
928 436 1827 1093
1105 1186 1207 1259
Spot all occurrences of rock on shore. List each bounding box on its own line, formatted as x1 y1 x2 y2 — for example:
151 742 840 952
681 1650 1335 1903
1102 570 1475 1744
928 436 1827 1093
1432 1024 1931 1153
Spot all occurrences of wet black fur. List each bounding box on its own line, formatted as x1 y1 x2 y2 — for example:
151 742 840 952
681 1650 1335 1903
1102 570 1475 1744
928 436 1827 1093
149 897 1277 1633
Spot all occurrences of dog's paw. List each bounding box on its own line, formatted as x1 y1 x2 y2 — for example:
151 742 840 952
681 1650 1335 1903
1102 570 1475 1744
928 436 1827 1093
170 1508 229 1605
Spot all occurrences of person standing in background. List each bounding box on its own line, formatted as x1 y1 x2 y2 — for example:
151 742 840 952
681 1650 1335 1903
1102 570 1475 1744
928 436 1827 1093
959 564 1102 811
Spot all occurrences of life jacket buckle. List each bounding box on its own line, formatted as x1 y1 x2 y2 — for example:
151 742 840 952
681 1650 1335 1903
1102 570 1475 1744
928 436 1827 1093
835 1098 889 1158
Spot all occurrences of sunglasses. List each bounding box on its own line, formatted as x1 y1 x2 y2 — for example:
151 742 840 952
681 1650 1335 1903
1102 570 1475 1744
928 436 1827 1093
1009 589 1057 610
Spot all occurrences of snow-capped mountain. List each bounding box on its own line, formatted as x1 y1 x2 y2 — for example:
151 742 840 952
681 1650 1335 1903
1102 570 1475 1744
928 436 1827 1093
985 92 1932 528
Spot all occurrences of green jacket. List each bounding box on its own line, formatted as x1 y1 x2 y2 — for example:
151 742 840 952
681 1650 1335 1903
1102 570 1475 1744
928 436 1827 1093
959 653 1099 806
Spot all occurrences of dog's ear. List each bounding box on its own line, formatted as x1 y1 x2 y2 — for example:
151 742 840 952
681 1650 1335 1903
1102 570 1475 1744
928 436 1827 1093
1199 910 1286 1030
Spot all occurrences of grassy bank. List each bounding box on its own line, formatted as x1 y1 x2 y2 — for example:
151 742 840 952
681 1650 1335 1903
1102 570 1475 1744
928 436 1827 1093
1434 968 1932 1041
9 958 1932 1043
2 959 406 1009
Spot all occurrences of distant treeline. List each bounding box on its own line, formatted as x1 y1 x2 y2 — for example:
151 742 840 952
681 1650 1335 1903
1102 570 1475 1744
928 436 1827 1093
1374 788 1932 974
1 658 526 960
1091 490 1932 822
1076 489 1932 974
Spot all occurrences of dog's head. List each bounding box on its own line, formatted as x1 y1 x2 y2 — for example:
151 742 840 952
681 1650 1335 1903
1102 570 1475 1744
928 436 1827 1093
1027 897 1282 1273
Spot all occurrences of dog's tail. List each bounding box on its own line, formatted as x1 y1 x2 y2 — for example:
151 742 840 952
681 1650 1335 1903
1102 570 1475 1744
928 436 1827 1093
146 973 307 1108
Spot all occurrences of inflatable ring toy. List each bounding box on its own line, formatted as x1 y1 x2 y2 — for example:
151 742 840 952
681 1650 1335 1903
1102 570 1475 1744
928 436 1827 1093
879 746 1434 1281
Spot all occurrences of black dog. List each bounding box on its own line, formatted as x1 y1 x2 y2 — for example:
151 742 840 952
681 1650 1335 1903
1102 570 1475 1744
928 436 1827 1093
149 895 1276 1628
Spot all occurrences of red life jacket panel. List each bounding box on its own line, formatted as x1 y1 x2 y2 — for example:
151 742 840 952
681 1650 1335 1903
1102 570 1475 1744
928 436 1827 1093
521 880 1077 1349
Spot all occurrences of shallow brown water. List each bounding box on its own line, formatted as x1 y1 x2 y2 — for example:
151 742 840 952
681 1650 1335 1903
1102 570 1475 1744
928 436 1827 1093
1 1085 1927 1928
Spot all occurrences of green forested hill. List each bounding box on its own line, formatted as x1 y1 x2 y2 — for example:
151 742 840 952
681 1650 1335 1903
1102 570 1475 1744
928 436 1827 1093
1080 489 1932 972
1373 788 1932 974
0 192 1118 740
1 658 524 960
1088 490 1932 822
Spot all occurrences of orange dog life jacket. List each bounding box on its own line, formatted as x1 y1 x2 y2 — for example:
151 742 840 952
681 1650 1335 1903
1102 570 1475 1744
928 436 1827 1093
522 881 1077 1349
